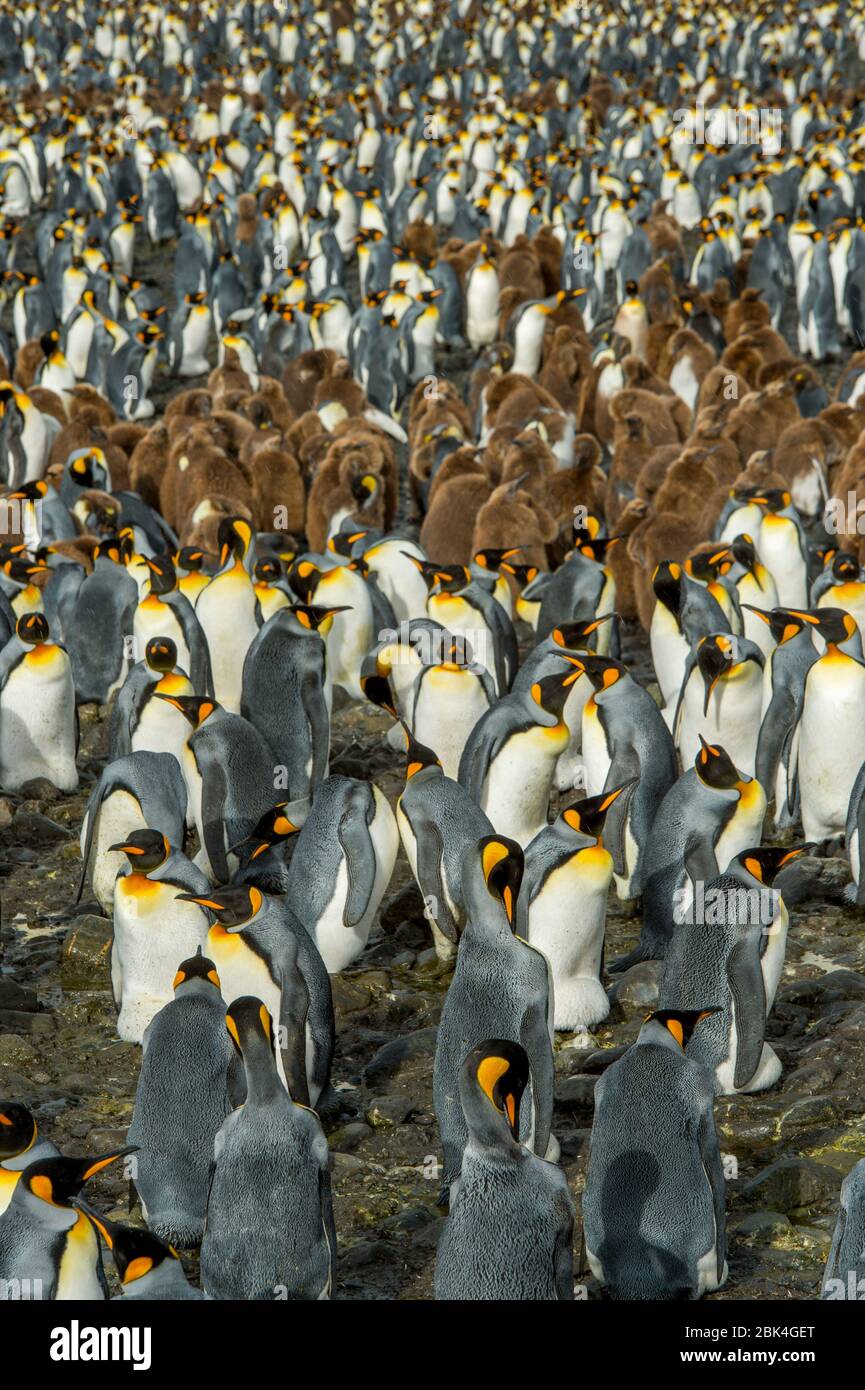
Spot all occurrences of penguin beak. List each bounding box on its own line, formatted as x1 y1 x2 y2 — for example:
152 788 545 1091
108 842 142 854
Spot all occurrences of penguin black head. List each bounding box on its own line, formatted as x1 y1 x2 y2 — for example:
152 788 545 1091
16 611 49 645
144 554 177 595
94 538 124 564
172 946 221 993
361 671 399 718
696 634 735 715
784 606 862 647
695 736 740 790
175 885 263 929
405 555 469 593
734 845 813 886
22 1147 136 1208
561 782 636 842
145 637 178 672
76 1202 180 1287
153 694 218 727
572 511 603 544
831 552 861 582
462 1039 529 1141
550 613 616 651
571 652 623 692
67 450 103 489
291 602 350 633
729 534 759 574
0 1101 38 1159
479 835 523 928
751 488 791 515
176 546 209 574
652 560 682 615
501 560 539 588
401 721 442 779
473 546 522 571
40 329 60 358
287 558 321 602
327 529 369 559
108 828 170 872
530 666 581 715
643 1008 721 1049
225 994 274 1055
688 546 731 582
217 516 253 567
741 605 809 646
573 534 619 565
231 804 303 858
254 557 282 585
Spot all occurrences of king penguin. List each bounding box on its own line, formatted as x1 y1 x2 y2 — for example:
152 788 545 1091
0 1103 59 1216
433 835 556 1199
434 1039 575 1301
193 516 260 713
0 611 78 793
582 1008 727 1301
200 996 335 1301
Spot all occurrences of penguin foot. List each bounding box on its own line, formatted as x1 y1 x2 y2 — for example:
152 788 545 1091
315 1084 343 1121
844 880 863 907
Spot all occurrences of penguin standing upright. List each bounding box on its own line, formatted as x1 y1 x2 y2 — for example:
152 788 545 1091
673 633 765 778
751 607 819 828
79 751 188 914
0 612 78 792
409 635 496 780
583 1009 727 1301
518 786 632 1032
201 996 335 1301
0 1147 134 1300
787 608 865 842
126 947 244 1246
132 555 213 697
394 725 494 960
661 846 808 1095
107 636 194 763
611 740 766 971
434 1040 575 1301
194 517 260 713
155 694 277 883
109 830 212 1044
285 775 399 972
458 669 577 847
433 836 555 1198
578 652 678 900
177 885 335 1109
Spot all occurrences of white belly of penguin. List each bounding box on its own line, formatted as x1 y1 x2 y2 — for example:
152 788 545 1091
481 725 566 846
760 899 788 1010
195 574 258 713
56 1214 103 1300
131 696 190 762
82 789 147 912
527 857 610 986
113 881 209 1042
678 667 762 777
650 605 687 706
0 655 77 791
715 782 766 871
413 672 490 780
799 664 865 839
580 703 611 795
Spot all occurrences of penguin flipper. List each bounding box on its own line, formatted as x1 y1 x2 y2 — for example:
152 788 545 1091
697 1102 727 1287
552 1181 576 1301
337 800 378 929
278 963 311 1108
520 975 555 1161
670 648 699 746
412 813 458 943
301 661 330 794
726 936 767 1091
600 755 639 879
171 594 214 697
201 761 230 883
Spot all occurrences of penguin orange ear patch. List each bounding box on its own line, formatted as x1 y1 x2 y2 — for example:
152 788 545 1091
226 1015 241 1049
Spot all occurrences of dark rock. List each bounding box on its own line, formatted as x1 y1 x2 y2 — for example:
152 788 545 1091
363 1028 438 1084
366 1095 416 1127
609 960 661 1009
330 978 373 1014
779 1095 843 1139
0 798 13 829
329 1122 374 1152
0 1011 53 1036
18 778 63 804
60 916 112 989
339 1240 390 1269
0 980 38 1011
10 811 70 844
781 971 865 1008
555 1075 597 1110
740 1158 838 1214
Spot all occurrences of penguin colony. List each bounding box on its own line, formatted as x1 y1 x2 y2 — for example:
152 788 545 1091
3 0 865 1305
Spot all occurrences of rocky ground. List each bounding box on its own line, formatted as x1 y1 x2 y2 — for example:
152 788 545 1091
2 613 864 1301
